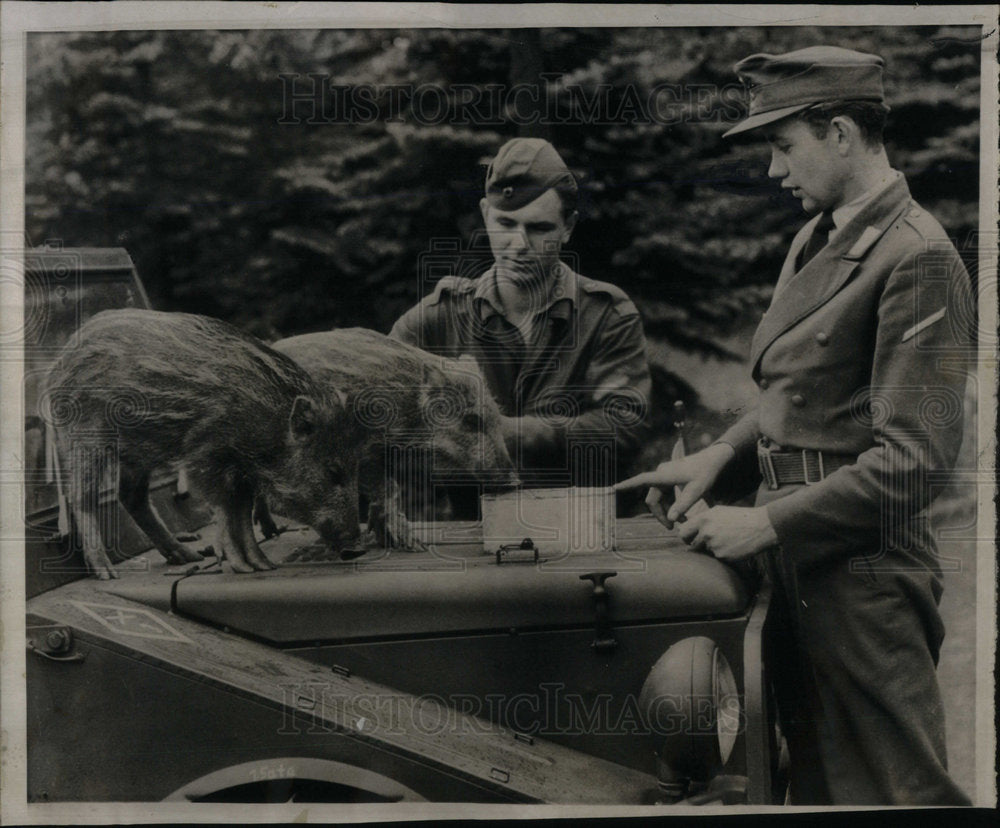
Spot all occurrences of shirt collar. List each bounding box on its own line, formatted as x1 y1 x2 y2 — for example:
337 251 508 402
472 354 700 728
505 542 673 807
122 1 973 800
831 170 903 232
473 262 576 323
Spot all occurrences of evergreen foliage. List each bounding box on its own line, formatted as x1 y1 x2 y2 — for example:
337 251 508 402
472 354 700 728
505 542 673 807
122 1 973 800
26 26 982 455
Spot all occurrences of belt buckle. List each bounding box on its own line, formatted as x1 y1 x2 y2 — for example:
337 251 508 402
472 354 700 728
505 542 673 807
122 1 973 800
758 443 779 490
802 450 824 485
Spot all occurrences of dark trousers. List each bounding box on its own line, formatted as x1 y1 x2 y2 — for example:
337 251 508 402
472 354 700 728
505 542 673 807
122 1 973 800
761 529 970 805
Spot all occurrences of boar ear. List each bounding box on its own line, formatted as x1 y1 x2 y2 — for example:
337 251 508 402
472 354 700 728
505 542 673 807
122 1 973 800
289 395 317 440
456 353 485 381
330 388 365 436
421 361 447 387
331 387 349 410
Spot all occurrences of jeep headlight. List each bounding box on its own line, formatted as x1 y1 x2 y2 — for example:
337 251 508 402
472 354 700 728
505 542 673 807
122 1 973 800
638 636 741 798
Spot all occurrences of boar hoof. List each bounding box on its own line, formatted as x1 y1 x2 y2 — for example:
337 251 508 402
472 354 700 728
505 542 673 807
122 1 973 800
340 547 367 561
86 551 119 580
397 532 429 554
179 546 206 563
162 547 205 565
254 511 284 539
243 544 277 571
225 555 256 574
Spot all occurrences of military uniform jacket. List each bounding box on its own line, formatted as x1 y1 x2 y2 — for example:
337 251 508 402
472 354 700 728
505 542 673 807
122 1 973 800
718 175 972 569
389 263 652 474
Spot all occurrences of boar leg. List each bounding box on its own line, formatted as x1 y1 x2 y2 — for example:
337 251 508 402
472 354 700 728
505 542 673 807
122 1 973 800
67 445 118 579
379 478 429 553
252 495 283 539
364 498 388 547
213 502 255 574
213 509 254 572
118 466 204 564
233 491 277 571
360 458 427 552
72 502 118 579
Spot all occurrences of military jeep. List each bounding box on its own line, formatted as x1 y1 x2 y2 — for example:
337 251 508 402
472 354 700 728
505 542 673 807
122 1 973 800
24 248 781 805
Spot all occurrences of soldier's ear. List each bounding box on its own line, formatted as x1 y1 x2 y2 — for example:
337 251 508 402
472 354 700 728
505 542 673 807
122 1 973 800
829 116 854 155
479 198 491 225
289 395 317 440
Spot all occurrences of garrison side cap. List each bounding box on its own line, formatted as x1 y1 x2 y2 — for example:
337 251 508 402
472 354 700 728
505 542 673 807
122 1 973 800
484 138 578 211
724 45 887 137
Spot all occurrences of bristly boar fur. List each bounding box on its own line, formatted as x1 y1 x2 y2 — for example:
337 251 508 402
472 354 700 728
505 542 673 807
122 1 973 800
43 309 362 578
267 328 518 550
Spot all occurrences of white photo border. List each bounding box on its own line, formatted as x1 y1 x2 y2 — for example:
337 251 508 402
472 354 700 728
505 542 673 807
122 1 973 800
1 2 996 822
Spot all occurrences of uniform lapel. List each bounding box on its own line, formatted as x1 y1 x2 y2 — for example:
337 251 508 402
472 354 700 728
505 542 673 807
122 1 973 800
750 177 912 372
518 265 576 402
772 218 814 297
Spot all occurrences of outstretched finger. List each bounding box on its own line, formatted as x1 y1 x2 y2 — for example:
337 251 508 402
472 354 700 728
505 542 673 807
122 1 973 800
615 467 681 492
614 471 657 491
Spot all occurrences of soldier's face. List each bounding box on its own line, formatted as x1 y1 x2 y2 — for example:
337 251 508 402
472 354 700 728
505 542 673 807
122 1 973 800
480 188 577 282
765 118 848 214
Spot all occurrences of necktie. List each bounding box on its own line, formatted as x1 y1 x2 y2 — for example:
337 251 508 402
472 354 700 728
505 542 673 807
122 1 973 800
797 211 836 270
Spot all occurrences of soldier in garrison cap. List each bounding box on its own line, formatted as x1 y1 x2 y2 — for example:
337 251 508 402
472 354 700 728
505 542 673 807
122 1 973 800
391 138 652 498
618 46 972 805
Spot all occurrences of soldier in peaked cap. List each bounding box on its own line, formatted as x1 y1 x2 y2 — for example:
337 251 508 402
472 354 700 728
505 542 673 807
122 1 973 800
618 46 972 804
391 138 651 496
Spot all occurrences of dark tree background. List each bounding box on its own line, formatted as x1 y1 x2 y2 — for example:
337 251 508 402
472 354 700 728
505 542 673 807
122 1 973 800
25 26 982 462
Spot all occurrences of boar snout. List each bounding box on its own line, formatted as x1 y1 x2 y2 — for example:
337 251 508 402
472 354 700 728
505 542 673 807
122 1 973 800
315 517 362 550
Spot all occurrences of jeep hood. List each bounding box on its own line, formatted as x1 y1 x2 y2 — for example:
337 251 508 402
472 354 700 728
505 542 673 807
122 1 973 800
104 543 749 645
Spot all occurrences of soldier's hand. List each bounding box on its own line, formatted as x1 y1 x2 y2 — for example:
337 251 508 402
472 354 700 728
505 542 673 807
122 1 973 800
615 443 735 527
677 505 777 562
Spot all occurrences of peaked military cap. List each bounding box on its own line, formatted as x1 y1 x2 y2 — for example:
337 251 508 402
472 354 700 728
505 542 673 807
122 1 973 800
484 138 577 210
724 45 887 137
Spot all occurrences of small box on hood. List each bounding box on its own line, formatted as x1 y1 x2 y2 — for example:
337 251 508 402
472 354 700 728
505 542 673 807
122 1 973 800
481 487 616 557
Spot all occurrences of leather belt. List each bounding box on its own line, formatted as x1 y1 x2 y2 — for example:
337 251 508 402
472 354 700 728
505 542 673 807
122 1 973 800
757 439 855 489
